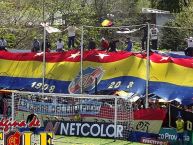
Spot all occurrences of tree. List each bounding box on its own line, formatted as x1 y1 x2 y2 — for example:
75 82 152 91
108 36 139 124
0 0 149 50
157 0 191 13
160 2 193 50
0 1 43 49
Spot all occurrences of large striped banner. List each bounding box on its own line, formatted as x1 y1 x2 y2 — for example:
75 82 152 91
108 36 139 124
0 50 193 104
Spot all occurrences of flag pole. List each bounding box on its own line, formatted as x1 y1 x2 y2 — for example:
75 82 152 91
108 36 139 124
42 0 46 93
145 22 150 108
42 25 46 93
80 26 84 94
142 8 170 108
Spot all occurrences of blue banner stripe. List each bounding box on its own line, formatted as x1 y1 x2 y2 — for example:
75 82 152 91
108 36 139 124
0 76 192 105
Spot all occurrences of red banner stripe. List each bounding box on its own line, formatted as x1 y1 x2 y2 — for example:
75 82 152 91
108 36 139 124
0 50 193 69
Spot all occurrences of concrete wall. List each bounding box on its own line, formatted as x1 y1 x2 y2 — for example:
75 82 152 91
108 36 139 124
156 14 174 26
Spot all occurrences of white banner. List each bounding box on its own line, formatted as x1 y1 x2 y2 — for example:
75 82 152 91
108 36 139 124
18 99 102 116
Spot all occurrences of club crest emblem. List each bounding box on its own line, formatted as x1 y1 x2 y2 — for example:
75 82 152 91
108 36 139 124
5 131 22 145
68 67 104 94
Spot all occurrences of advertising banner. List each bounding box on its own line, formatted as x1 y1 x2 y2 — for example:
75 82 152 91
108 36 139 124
17 107 166 134
159 128 193 145
44 121 124 138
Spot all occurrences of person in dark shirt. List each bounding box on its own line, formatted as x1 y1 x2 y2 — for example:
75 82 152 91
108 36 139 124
32 38 40 52
125 37 133 52
41 38 51 52
109 38 119 52
184 47 193 57
141 19 151 51
88 38 96 50
141 25 148 51
26 110 39 134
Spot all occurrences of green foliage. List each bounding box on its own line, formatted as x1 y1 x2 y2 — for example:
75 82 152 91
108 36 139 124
0 0 147 50
160 4 193 51
157 0 191 13
160 25 187 51
4 33 16 48
132 42 142 52
2 0 192 51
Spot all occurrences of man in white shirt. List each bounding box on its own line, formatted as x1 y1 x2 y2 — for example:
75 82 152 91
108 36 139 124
184 37 193 56
56 38 64 52
186 37 193 47
64 23 79 49
0 37 7 51
150 24 159 50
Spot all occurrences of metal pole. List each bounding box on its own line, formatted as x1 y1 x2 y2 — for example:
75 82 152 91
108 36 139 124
145 22 150 108
114 97 118 141
80 26 84 94
169 103 171 127
95 77 98 94
42 0 45 21
42 0 46 93
11 92 14 121
42 26 46 93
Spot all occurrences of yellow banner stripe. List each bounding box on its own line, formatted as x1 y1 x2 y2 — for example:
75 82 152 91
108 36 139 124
0 56 193 87
0 59 80 80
